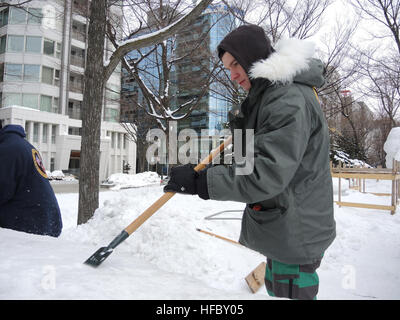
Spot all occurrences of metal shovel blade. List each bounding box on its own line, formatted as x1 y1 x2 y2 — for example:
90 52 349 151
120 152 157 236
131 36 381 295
84 247 113 267
84 231 129 267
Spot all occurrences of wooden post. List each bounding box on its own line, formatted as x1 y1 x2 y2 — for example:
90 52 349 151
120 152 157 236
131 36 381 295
338 165 342 206
396 161 399 207
391 159 396 215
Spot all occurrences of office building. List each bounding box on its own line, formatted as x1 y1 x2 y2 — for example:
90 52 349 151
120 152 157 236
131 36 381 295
0 0 136 180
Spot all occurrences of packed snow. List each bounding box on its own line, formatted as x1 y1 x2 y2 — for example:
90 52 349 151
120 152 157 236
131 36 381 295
1 171 399 300
384 127 400 168
102 172 160 190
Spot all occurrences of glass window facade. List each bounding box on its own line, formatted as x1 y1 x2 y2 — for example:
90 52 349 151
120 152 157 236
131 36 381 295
5 63 22 81
10 7 26 24
7 35 24 52
24 64 40 82
40 95 52 112
26 36 42 53
27 8 42 25
22 94 39 109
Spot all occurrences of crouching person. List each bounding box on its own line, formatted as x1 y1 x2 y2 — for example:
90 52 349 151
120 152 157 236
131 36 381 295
0 121 62 237
164 25 336 300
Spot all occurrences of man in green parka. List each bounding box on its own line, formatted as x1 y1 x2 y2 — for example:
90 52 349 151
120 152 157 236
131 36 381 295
164 24 336 300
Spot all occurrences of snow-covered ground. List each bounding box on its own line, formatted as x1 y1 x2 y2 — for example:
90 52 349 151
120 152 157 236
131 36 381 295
1 173 400 300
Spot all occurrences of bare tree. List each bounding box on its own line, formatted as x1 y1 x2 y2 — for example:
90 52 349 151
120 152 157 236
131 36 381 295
0 0 32 8
351 0 400 55
347 0 400 165
77 0 214 225
222 0 332 42
113 1 238 174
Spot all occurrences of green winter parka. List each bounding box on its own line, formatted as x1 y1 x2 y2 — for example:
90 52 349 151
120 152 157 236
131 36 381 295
207 38 336 265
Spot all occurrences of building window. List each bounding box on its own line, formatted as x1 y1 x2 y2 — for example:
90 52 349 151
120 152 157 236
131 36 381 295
56 42 61 58
42 66 54 85
27 8 42 25
70 46 85 67
33 123 39 143
23 64 40 82
53 97 59 113
54 69 60 86
0 35 6 54
50 155 55 172
0 8 9 27
7 35 24 52
51 125 57 144
9 7 26 24
42 124 48 143
105 108 119 122
0 63 3 82
4 93 22 107
26 36 42 53
40 95 52 112
43 39 55 56
22 93 39 109
5 63 22 81
68 126 82 136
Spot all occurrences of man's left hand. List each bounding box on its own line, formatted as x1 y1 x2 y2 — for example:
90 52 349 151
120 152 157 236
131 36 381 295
163 164 198 195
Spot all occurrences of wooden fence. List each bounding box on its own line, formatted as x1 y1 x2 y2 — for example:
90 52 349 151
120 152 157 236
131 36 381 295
330 160 400 215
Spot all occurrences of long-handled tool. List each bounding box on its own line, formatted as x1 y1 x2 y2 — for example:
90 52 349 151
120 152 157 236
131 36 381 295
196 228 239 245
84 136 232 267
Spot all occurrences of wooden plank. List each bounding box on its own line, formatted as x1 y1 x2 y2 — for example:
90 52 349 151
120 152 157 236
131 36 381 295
331 173 396 180
245 262 266 293
369 193 392 197
335 201 395 211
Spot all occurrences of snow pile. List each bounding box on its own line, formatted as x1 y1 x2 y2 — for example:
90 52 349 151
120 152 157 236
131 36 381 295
383 127 400 169
46 170 77 181
50 170 65 180
61 187 261 293
332 150 371 168
102 171 160 190
1 174 400 299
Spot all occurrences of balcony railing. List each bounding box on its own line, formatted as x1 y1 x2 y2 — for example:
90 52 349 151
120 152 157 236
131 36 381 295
70 55 85 68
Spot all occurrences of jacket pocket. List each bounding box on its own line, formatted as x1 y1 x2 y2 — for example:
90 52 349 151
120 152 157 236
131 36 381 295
246 205 284 224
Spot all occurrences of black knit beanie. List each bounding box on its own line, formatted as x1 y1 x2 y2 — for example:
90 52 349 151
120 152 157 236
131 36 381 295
217 24 274 74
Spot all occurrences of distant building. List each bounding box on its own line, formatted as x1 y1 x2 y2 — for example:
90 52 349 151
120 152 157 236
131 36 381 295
121 3 239 169
0 0 136 180
121 3 239 135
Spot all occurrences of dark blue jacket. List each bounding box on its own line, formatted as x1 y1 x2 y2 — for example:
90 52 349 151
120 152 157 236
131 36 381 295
0 125 62 237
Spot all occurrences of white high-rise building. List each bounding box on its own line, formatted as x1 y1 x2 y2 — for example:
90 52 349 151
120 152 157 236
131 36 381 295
0 0 136 180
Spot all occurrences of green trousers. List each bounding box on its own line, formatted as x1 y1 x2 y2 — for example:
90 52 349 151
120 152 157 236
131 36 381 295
264 258 322 300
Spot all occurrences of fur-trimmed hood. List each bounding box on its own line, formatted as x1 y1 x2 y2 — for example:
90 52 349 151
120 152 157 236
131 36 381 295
248 38 325 88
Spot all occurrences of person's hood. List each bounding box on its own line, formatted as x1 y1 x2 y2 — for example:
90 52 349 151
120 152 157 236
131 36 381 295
248 38 325 88
0 124 26 138
217 24 274 74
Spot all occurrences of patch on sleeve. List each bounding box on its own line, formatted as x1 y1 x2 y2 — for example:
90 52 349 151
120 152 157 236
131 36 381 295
32 149 48 179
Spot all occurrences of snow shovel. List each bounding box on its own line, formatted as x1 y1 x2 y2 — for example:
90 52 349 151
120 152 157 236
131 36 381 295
84 135 232 267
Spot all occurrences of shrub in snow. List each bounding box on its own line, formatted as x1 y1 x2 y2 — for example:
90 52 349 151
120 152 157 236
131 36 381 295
331 150 371 168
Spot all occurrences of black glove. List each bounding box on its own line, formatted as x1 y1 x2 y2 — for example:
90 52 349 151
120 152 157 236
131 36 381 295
163 164 210 200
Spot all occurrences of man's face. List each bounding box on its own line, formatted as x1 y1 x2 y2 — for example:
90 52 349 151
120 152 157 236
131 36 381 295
222 51 251 91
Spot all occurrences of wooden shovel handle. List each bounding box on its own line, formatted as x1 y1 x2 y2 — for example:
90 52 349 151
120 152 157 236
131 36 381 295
124 135 232 235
